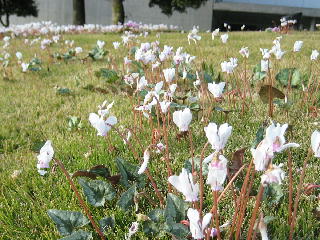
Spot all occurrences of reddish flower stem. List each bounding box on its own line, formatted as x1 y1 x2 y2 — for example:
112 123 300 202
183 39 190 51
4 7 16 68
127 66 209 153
54 158 105 240
289 149 312 240
247 185 264 240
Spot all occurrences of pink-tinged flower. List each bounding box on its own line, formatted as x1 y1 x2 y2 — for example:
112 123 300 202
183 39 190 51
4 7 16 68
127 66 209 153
173 108 192 132
204 122 232 151
293 41 303 52
168 168 199 202
187 208 212 239
37 140 54 175
208 82 225 98
163 68 175 83
311 130 320 157
206 154 228 191
89 113 117 137
264 123 299 153
260 164 285 186
127 221 139 240
210 221 231 237
239 47 249 58
138 149 150 174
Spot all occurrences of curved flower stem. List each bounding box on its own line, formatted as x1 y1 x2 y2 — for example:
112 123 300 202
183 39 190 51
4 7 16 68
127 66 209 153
108 124 164 206
289 149 313 240
233 158 254 239
247 185 264 240
188 130 195 173
200 142 209 216
288 150 293 225
217 164 247 203
53 158 105 240
213 190 222 240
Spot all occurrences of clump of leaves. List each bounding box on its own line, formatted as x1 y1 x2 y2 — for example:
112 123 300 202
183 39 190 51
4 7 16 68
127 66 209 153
95 68 119 83
67 116 83 131
88 47 107 60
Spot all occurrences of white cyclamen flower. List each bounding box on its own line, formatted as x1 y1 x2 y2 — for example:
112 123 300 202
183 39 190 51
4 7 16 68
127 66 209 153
208 82 225 98
97 40 105 49
310 50 319 61
137 76 148 91
187 208 212 240
239 47 249 58
15 52 22 60
261 163 285 186
206 154 228 191
311 130 320 157
75 47 83 54
251 142 274 171
138 149 150 174
260 48 270 59
113 41 120 49
21 63 29 72
37 140 54 175
261 59 270 72
211 28 219 40
220 33 228 44
168 168 199 202
204 122 232 151
89 113 117 136
98 100 114 118
173 108 192 132
293 41 303 52
163 68 175 83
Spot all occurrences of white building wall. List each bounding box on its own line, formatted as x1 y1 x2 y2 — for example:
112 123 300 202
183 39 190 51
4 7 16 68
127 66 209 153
9 0 213 30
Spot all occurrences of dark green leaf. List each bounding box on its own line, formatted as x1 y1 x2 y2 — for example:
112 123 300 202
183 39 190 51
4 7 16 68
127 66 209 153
263 183 284 205
164 193 188 222
99 217 115 232
117 184 137 211
164 221 189 240
60 230 92 240
95 68 119 83
115 157 146 188
47 210 89 236
78 178 116 207
148 209 164 223
276 68 301 87
89 165 110 179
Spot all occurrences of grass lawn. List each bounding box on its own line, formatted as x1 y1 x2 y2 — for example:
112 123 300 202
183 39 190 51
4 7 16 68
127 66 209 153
0 31 319 239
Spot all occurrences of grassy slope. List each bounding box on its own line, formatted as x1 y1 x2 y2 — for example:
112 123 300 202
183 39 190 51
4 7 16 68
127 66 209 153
0 31 319 239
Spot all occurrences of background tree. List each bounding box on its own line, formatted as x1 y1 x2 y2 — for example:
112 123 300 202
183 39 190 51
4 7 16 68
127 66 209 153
149 0 208 16
112 0 124 24
0 0 38 27
73 0 85 25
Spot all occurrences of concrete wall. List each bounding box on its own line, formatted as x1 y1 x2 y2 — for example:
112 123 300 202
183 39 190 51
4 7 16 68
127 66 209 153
222 0 320 9
9 0 213 30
